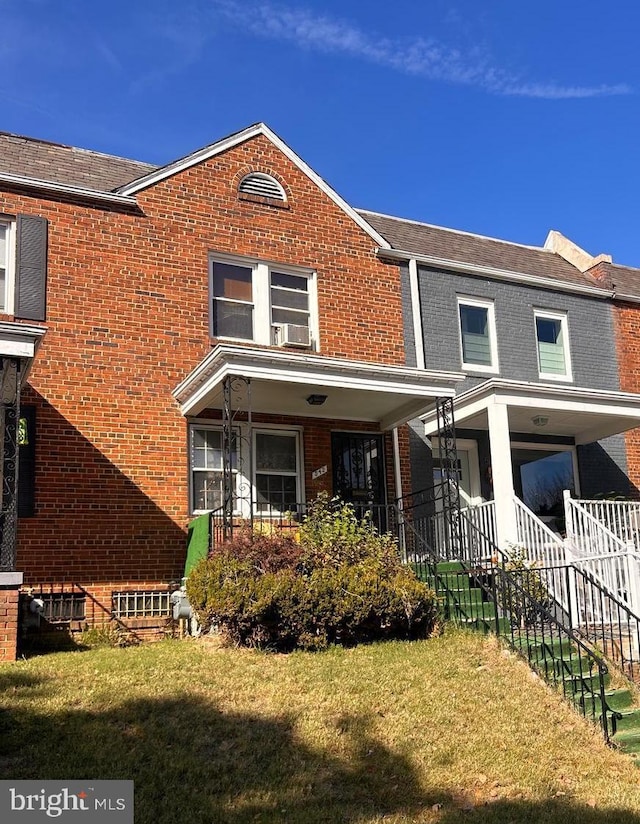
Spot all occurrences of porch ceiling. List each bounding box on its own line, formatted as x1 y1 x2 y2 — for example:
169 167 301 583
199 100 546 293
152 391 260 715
422 378 640 444
173 344 463 430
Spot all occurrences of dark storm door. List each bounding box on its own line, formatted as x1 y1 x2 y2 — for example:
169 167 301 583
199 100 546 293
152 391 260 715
331 433 386 530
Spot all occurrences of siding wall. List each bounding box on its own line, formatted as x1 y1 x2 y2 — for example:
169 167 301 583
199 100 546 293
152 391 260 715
402 264 630 496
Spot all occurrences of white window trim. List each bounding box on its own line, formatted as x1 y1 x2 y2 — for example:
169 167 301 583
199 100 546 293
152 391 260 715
188 422 242 516
534 309 572 382
252 425 304 516
188 421 305 517
511 440 580 497
457 295 499 374
0 218 15 315
209 252 319 350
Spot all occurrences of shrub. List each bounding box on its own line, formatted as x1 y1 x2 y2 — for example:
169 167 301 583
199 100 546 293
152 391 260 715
185 496 437 651
498 546 551 628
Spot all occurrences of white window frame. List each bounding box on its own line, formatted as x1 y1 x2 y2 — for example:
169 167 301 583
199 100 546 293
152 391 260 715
252 426 304 515
457 295 499 374
188 422 305 517
0 219 16 315
188 423 241 516
534 309 572 382
209 252 318 350
511 440 580 498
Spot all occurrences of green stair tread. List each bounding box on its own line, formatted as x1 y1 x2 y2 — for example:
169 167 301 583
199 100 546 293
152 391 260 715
577 688 633 713
614 709 640 732
435 561 467 573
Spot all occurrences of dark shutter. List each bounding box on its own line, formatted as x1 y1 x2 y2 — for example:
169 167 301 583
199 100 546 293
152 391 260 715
18 405 36 518
15 215 48 321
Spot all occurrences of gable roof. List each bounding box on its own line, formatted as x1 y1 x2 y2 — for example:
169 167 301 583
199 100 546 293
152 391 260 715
358 209 607 293
0 124 389 248
117 123 390 248
0 131 156 192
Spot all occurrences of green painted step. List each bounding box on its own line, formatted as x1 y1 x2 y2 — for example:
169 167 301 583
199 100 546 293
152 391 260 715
578 688 633 714
435 561 467 572
441 587 485 606
515 638 575 658
613 708 640 733
561 670 611 695
613 729 640 755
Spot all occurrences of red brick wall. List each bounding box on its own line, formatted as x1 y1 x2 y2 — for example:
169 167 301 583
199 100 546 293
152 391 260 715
613 301 640 492
0 134 407 616
0 585 20 661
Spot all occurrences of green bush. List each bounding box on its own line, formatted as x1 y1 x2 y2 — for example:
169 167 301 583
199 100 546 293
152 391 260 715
185 497 437 651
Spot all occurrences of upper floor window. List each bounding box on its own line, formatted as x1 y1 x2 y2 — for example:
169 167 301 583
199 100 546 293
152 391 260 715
210 254 317 349
0 221 14 314
535 310 571 381
457 296 498 373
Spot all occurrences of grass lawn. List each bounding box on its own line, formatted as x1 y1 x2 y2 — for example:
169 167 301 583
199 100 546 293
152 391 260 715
1 628 639 823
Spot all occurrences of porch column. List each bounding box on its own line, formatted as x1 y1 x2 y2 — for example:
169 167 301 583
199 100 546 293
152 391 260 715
487 400 517 549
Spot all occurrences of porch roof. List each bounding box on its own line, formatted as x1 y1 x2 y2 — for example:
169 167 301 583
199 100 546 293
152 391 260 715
173 344 463 430
422 378 640 445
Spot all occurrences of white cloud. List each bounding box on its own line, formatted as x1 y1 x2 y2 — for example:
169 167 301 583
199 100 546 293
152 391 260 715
210 1 631 99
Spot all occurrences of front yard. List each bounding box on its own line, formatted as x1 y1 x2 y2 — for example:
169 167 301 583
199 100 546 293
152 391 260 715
1 629 639 823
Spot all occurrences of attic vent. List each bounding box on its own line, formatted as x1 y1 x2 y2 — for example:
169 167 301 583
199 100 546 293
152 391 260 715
238 173 286 202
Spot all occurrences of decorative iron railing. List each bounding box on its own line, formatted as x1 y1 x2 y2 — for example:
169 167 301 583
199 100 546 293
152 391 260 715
432 559 616 743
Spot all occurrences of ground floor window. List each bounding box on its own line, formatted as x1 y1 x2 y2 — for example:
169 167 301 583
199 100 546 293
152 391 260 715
189 424 301 515
190 427 238 513
255 430 301 513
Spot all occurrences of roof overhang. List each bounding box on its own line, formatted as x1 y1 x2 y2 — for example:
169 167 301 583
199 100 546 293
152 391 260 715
0 321 47 380
0 172 139 208
422 378 640 445
376 247 613 299
174 344 463 430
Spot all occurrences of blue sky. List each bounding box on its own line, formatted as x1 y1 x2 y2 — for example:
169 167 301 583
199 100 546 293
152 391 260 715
4 1 640 265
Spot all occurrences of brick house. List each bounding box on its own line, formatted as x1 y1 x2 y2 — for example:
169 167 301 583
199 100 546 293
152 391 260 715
0 123 461 658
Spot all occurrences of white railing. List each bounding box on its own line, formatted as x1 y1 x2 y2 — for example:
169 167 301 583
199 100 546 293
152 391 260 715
460 500 497 564
513 496 570 613
571 497 640 549
564 491 640 615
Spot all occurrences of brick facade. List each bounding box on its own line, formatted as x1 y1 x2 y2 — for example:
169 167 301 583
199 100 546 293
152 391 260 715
0 577 21 661
613 300 640 494
0 131 410 638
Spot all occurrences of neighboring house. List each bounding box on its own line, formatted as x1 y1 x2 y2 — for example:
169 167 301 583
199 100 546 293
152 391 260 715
358 211 640 549
0 124 461 659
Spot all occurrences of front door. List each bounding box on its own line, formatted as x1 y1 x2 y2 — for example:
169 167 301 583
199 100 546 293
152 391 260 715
331 433 386 529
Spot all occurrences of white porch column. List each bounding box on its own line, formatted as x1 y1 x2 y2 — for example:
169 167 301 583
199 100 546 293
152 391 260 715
487 400 517 549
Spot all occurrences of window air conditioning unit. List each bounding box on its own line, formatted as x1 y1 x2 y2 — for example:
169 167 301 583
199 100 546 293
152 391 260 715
277 323 311 348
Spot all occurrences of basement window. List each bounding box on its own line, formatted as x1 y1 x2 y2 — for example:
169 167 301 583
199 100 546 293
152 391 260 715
112 590 172 619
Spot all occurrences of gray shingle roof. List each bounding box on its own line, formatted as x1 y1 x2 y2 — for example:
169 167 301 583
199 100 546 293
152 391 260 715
0 132 157 192
605 263 640 298
358 209 603 290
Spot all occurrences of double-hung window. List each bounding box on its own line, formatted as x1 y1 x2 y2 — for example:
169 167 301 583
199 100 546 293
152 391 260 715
190 426 238 513
211 261 254 340
0 220 14 314
457 296 498 372
254 430 301 514
535 310 571 381
189 425 302 516
210 255 316 348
